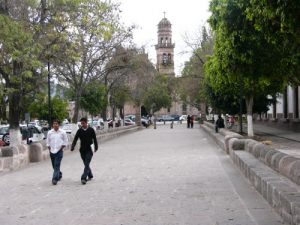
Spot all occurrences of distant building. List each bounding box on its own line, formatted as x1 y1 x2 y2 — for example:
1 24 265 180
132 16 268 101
122 14 205 122
154 14 203 117
155 15 175 77
258 86 300 122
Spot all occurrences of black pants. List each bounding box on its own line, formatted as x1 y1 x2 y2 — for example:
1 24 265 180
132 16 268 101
80 148 93 180
215 126 219 133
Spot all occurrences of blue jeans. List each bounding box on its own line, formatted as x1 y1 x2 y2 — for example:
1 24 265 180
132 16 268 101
50 150 63 181
80 148 93 180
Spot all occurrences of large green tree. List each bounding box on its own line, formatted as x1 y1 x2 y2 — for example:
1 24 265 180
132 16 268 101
0 12 42 144
53 0 133 122
0 0 82 145
206 0 284 136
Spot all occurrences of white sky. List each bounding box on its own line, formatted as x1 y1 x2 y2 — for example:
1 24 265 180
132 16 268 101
115 0 211 76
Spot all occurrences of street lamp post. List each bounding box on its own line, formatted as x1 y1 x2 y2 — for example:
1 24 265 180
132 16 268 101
48 60 51 129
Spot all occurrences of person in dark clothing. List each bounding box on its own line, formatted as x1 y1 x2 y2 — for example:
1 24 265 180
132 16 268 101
71 117 98 185
190 115 194 128
187 115 191 128
215 115 225 133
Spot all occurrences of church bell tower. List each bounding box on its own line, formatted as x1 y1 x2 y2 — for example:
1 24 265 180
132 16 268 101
155 13 175 77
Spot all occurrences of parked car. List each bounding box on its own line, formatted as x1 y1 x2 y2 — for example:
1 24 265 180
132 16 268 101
89 119 104 130
124 118 135 126
179 115 187 121
157 115 174 122
0 124 46 146
61 123 74 134
0 125 9 146
141 117 150 127
19 125 46 143
125 115 136 122
171 114 180 121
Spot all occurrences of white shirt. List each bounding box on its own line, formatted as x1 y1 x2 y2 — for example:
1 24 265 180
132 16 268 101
46 128 68 154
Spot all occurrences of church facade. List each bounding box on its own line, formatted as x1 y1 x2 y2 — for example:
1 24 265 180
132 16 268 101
154 15 202 118
123 15 203 120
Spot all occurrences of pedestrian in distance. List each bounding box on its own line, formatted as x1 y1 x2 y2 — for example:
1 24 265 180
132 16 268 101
215 115 225 133
228 116 235 128
187 115 191 128
46 119 69 185
71 117 98 185
190 115 194 128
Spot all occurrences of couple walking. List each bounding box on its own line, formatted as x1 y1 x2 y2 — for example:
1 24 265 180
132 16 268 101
46 117 98 185
187 115 194 128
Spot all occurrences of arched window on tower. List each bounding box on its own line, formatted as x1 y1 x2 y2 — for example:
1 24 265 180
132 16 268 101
161 37 163 44
165 37 168 46
162 53 167 65
168 54 171 63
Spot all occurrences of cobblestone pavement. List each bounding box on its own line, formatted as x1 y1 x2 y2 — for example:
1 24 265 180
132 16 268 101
0 124 285 225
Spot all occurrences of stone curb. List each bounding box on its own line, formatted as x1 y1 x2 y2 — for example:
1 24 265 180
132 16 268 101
201 121 300 225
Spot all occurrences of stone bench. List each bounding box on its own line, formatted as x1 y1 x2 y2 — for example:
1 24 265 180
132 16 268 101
231 148 300 225
201 121 300 225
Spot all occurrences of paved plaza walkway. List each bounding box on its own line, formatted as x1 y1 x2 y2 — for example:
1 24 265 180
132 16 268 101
253 122 300 151
0 124 286 225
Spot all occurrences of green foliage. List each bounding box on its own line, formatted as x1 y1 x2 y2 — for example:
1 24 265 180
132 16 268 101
246 0 300 84
110 86 130 109
28 95 68 122
0 14 42 82
206 0 285 114
50 0 133 121
80 82 107 116
143 76 172 113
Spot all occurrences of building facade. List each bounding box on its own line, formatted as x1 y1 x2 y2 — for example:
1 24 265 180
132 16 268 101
123 15 204 120
155 15 175 77
262 85 300 121
154 15 203 118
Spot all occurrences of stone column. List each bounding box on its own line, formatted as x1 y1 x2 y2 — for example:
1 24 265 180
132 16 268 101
294 86 299 119
272 95 277 119
283 86 288 119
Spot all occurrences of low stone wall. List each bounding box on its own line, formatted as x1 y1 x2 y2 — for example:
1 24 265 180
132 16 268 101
0 125 140 173
0 145 30 172
201 121 300 225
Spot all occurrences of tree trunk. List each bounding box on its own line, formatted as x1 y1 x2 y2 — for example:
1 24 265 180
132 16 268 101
40 0 47 25
101 108 107 121
135 104 141 126
246 95 254 137
9 61 23 146
72 90 82 122
119 107 124 119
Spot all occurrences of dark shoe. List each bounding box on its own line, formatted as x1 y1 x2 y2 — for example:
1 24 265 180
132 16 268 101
81 179 87 185
52 179 58 185
87 176 93 181
59 172 62 181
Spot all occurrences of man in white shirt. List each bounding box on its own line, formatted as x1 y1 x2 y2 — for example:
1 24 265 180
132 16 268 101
46 119 68 185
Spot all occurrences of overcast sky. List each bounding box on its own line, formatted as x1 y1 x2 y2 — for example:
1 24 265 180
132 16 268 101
115 0 211 76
